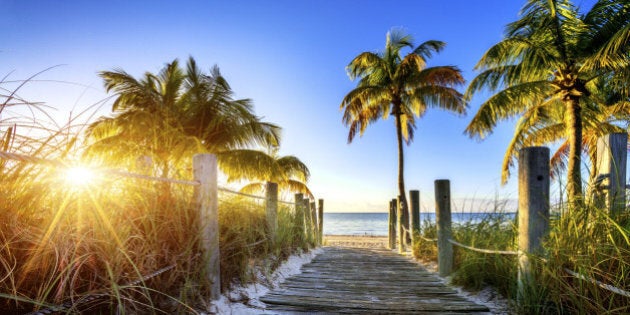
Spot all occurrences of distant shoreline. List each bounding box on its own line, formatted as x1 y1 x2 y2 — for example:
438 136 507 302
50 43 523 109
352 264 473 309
324 211 518 214
323 234 386 237
323 235 389 249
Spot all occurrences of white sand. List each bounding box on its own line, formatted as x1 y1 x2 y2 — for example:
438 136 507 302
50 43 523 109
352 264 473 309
417 258 511 314
323 234 389 248
210 248 322 314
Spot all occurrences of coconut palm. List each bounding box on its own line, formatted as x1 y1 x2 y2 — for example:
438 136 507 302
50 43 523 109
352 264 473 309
86 58 282 179
465 0 630 207
500 89 630 186
228 147 312 198
341 29 465 240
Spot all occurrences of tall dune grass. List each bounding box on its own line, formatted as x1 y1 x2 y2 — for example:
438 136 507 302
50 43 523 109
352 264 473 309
413 200 630 314
0 78 315 313
218 196 313 290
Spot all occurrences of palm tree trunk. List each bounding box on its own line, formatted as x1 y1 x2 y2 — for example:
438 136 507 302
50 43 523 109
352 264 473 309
394 109 410 245
565 96 583 209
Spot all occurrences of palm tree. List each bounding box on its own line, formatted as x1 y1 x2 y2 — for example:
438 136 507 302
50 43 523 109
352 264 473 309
226 147 312 198
86 58 282 179
465 0 630 207
341 29 465 241
86 60 200 177
499 89 629 187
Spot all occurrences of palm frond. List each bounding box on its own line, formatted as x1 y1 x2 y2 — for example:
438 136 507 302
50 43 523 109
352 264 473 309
583 22 630 70
217 149 283 182
346 52 387 81
412 66 465 88
409 85 465 115
581 0 630 70
239 182 266 195
411 40 446 60
283 179 314 199
276 155 311 182
465 81 554 139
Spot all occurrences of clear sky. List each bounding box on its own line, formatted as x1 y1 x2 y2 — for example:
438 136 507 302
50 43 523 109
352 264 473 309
2 0 596 212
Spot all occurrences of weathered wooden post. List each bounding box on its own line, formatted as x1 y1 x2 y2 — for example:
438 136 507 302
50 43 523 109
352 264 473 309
294 193 305 240
388 199 397 250
596 133 627 216
265 182 278 243
410 190 420 244
401 196 411 245
310 201 317 242
397 196 406 253
435 180 453 277
318 199 324 245
302 198 312 241
193 154 220 300
518 147 550 301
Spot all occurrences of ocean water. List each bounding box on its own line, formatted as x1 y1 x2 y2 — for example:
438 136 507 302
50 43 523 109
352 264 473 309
323 212 516 236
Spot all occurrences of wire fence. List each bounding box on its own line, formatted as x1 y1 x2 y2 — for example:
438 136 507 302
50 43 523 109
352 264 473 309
0 150 301 203
419 235 437 243
218 186 267 200
278 199 296 206
564 268 630 298
430 223 629 299
447 239 518 255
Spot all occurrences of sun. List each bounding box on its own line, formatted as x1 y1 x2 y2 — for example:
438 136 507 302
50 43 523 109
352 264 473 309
64 166 96 187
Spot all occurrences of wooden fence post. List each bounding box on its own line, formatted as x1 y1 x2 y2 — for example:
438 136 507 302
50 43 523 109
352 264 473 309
401 196 411 245
318 199 324 245
302 198 311 241
389 199 397 250
518 147 550 300
294 193 305 240
596 133 627 216
193 154 220 300
310 201 317 242
397 196 406 253
265 182 278 244
435 179 453 277
410 190 420 244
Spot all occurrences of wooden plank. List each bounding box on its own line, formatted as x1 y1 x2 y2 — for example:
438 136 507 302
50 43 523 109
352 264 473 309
259 247 490 313
262 295 489 312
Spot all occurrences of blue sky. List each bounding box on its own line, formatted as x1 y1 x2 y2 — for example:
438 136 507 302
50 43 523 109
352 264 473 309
2 1 597 212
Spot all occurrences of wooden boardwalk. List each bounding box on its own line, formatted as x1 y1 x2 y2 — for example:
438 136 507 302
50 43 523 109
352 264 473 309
260 247 490 314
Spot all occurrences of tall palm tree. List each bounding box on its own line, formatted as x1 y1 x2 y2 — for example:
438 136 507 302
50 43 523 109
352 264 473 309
465 0 630 207
341 29 465 240
86 58 282 179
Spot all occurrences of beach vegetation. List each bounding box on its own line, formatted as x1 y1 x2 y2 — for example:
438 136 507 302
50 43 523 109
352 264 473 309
414 199 630 314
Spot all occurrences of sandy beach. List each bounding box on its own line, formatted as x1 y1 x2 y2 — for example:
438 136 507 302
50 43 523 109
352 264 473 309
323 234 389 248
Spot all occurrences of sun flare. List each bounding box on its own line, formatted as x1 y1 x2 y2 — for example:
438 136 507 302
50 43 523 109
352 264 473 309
64 166 96 187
